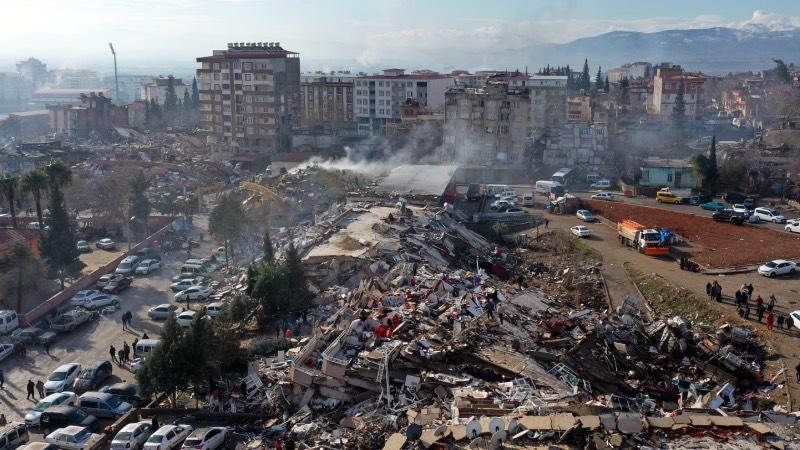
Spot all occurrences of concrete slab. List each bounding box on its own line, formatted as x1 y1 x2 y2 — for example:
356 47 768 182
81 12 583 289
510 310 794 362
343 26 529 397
688 415 712 427
551 413 577 431
517 416 552 430
709 416 743 427
599 413 616 430
646 416 675 429
616 412 643 434
451 425 467 441
745 423 773 435
382 433 406 450
578 415 601 430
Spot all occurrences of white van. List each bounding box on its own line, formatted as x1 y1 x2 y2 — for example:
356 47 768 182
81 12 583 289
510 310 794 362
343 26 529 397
180 264 208 278
485 184 510 196
521 192 534 206
134 339 160 358
535 180 563 195
0 310 19 334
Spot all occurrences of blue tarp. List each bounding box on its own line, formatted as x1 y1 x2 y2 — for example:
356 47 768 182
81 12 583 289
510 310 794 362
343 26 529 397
659 229 673 246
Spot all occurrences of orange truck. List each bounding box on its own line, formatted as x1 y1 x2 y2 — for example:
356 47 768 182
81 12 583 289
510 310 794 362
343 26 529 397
617 219 670 256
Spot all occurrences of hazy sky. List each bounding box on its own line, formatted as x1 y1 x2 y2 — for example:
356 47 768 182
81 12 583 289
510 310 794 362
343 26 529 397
2 0 799 73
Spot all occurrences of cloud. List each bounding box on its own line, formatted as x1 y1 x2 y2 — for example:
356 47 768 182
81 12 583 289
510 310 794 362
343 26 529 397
730 10 800 31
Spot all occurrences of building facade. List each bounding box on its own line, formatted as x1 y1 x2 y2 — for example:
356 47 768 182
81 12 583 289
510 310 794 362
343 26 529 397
567 95 592 122
32 88 111 106
47 92 113 139
140 76 192 105
444 83 531 165
354 69 454 136
16 57 48 89
638 158 699 189
196 42 300 153
543 122 608 167
608 62 653 83
529 75 568 133
651 66 706 120
299 73 355 133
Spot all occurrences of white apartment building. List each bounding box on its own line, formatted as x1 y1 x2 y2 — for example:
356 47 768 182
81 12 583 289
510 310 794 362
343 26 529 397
354 69 455 136
140 76 192 105
608 62 653 83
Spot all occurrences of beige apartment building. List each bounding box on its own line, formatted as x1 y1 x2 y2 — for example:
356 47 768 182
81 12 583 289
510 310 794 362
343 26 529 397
196 42 300 153
299 73 355 133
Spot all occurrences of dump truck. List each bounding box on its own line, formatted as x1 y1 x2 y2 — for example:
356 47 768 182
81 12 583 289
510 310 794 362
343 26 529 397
617 219 670 256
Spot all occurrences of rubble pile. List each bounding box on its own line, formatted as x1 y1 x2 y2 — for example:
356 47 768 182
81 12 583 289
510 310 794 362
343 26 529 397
213 197 798 448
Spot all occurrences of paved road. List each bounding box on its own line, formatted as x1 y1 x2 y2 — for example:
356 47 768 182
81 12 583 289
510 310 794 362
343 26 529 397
0 217 217 435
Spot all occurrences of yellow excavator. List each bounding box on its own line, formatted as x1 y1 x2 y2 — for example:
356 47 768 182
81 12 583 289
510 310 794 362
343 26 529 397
239 181 283 211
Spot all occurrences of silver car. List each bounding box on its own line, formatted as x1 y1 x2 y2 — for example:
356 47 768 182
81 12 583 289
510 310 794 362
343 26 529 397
147 304 178 320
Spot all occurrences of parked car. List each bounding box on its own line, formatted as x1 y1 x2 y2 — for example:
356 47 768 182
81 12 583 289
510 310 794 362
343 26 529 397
179 428 227 450
102 277 132 294
722 192 745 204
504 207 524 214
590 192 613 201
205 303 224 318
790 310 800 330
148 304 178 320
76 392 132 419
570 225 591 238
576 210 595 222
712 209 744 225
175 287 211 302
143 425 193 450
656 191 682 204
590 179 611 189
753 207 786 223
112 422 154 450
70 290 102 305
96 274 124 289
72 361 112 394
44 364 82 395
785 220 800 234
115 256 140 276
96 239 116 250
50 310 96 333
0 422 29 450
0 342 16 362
75 293 119 310
743 197 756 209
45 426 100 450
135 259 161 276
176 311 197 328
100 382 143 407
0 310 19 334
758 259 797 277
170 279 199 292
732 204 749 214
25 392 78 427
699 201 726 211
489 199 515 210
686 194 711 206
76 241 91 253
12 327 56 346
38 406 99 434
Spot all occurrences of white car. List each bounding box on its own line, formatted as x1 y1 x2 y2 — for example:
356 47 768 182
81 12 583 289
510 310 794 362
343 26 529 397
753 207 786 223
205 303 224 318
590 179 611 189
732 204 749 214
96 238 116 250
148 304 178 320
590 192 614 201
757 259 797 277
46 426 100 450
576 210 595 222
170 279 199 292
25 392 78 426
489 199 515 210
144 425 193 450
790 310 800 330
570 225 591 238
180 428 227 450
494 190 518 199
78 293 119 310
785 220 800 233
44 363 82 395
70 290 102 306
112 422 154 450
0 342 15 362
135 259 161 276
175 287 210 302
176 311 197 328
97 274 124 288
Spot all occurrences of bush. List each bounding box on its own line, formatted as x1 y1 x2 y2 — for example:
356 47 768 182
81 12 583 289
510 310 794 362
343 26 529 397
249 337 293 356
228 294 251 322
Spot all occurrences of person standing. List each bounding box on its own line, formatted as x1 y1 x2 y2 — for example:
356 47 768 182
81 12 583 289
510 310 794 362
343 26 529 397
757 305 765 323
745 304 751 320
44 340 51 355
768 294 776 312
36 380 45 399
766 312 775 330
0 369 5 389
110 345 117 362
755 295 763 310
117 349 125 365
735 290 742 307
706 282 713 300
151 416 159 431
123 342 130 362
787 315 795 332
777 314 785 330
796 362 800 382
26 379 35 400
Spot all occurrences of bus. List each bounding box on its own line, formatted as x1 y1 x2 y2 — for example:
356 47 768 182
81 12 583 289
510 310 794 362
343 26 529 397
551 168 576 187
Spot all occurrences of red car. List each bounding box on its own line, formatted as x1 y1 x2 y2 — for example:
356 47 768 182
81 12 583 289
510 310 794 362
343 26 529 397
102 276 133 294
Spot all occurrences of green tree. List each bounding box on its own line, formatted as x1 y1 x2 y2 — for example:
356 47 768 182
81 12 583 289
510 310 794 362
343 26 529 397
182 90 192 121
191 77 200 107
283 242 312 309
773 58 791 84
263 228 274 263
21 169 48 228
250 261 290 329
594 66 603 93
604 76 610 93
208 193 245 269
164 76 178 119
0 174 20 228
672 81 686 120
11 242 34 312
40 160 82 289
128 171 151 240
691 154 711 188
580 58 591 92
137 315 190 406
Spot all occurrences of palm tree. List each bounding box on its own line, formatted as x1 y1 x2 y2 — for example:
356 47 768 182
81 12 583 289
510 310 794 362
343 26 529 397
21 169 48 229
44 160 72 193
0 174 20 228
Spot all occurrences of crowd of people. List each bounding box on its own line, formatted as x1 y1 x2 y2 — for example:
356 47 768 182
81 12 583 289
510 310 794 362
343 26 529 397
706 282 794 331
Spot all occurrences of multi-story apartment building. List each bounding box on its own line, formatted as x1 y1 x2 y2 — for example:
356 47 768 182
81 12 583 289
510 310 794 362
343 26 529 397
47 92 113 139
529 75 568 133
16 57 48 89
608 62 653 83
196 42 300 153
444 83 531 164
567 95 592 122
299 72 355 133
140 76 192 105
543 122 608 167
354 69 454 136
651 66 706 120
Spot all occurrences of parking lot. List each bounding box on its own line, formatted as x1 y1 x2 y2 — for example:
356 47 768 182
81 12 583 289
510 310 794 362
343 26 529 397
0 217 219 440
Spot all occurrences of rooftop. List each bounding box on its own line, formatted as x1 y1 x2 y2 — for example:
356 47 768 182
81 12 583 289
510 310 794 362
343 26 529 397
376 164 457 196
640 157 693 169
33 88 110 97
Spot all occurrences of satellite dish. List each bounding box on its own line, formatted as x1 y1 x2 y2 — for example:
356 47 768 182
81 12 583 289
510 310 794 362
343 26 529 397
434 425 450 438
469 437 489 450
466 419 483 439
406 423 422 441
489 417 505 433
489 431 508 449
507 418 520 434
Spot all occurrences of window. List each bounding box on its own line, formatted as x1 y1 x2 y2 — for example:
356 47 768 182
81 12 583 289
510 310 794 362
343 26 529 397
244 74 251 81
213 74 220 80
667 173 673 182
212 63 220 70
243 62 252 70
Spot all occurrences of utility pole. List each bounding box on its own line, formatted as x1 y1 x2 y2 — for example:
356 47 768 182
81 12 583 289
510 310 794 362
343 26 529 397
109 43 119 104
